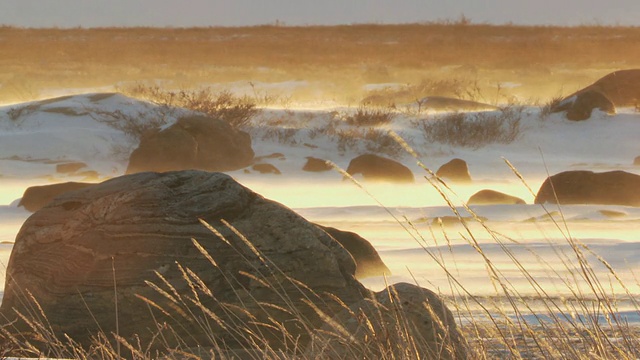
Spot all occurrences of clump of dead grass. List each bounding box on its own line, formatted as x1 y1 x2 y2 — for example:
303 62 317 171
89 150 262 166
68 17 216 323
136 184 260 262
121 84 260 128
362 78 484 108
342 106 395 127
414 106 522 148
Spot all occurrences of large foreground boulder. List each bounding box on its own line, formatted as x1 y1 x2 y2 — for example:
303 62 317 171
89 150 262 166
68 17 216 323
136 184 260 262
2 171 365 352
1 171 460 357
534 170 640 206
18 182 95 212
317 225 390 279
346 154 414 183
126 115 254 174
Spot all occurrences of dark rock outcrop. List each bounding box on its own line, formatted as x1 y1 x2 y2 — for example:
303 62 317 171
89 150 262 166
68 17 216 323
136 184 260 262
534 170 640 206
252 163 281 174
302 157 332 172
573 69 640 107
551 69 640 120
551 89 615 121
468 189 526 205
346 154 414 183
317 225 390 279
307 282 469 360
436 158 471 183
18 182 96 212
126 115 254 174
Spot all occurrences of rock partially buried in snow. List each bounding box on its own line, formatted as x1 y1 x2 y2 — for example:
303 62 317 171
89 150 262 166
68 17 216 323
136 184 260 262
18 181 96 212
251 163 282 174
1 171 411 355
346 154 414 183
566 69 640 107
535 170 640 206
302 156 332 172
126 115 254 174
551 89 615 121
551 68 640 121
468 189 526 205
317 225 390 279
436 158 471 184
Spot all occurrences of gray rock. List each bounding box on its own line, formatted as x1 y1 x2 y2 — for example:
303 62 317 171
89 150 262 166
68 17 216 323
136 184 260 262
535 170 640 206
126 115 254 174
346 154 414 183
2 171 367 352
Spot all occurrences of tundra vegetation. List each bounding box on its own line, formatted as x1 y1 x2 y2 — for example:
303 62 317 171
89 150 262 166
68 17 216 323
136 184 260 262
1 23 640 104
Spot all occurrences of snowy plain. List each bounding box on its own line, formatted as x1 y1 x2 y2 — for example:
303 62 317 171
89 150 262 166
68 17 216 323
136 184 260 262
0 90 639 324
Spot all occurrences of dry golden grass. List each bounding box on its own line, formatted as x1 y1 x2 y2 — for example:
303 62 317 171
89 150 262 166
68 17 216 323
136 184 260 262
1 24 640 103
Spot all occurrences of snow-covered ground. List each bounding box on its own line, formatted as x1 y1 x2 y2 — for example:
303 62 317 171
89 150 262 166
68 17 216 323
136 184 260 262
1 91 639 322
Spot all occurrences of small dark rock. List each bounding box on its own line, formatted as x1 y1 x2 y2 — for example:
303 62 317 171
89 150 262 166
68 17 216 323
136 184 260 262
468 189 526 205
252 163 281 174
346 154 414 183
317 225 390 279
18 182 96 212
436 158 471 183
302 157 332 172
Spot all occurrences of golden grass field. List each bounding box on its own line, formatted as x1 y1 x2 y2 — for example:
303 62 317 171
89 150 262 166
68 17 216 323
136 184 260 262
1 23 640 104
